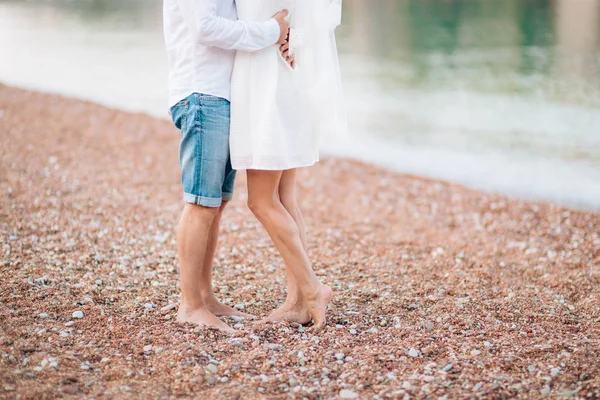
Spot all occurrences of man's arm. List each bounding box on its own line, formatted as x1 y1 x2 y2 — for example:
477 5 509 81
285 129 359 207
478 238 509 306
177 0 288 52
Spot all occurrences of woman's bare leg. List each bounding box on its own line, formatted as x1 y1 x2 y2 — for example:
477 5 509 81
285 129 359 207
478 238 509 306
247 169 332 329
261 169 309 323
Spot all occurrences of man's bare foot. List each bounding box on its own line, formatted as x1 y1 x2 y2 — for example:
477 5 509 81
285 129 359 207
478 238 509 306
203 298 255 319
259 303 311 325
177 305 235 333
306 285 333 331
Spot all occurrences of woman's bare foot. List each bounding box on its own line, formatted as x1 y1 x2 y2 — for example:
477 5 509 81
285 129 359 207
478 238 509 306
203 298 255 319
259 303 311 325
306 285 333 331
177 305 235 333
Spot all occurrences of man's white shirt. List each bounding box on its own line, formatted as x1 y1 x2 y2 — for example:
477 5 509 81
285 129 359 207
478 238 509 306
163 0 280 107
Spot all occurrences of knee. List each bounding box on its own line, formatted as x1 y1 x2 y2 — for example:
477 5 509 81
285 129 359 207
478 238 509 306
184 203 220 222
247 197 271 220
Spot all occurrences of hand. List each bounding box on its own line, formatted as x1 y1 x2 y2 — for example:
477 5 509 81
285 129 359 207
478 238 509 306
279 29 296 69
272 9 290 45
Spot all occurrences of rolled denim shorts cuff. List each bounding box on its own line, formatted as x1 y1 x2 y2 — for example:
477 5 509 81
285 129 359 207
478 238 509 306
222 192 234 202
183 193 222 208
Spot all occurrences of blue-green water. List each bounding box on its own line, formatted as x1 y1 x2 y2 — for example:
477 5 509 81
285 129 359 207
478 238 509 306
1 0 599 208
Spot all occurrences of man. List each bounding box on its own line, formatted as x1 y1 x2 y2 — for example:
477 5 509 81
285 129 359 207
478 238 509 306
163 0 291 332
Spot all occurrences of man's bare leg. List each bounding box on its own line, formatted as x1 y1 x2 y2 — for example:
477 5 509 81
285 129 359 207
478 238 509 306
176 203 234 333
199 201 254 318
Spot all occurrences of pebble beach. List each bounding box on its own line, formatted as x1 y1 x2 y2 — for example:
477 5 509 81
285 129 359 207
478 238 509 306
1 84 599 399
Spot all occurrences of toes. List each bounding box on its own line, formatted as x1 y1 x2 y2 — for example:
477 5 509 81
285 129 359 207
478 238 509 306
310 318 326 331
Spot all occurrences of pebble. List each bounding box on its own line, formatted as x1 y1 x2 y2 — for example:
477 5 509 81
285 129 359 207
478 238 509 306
402 381 411 390
144 303 155 310
339 389 359 399
550 367 561 377
335 353 345 360
367 327 378 334
154 347 163 354
234 304 245 310
349 329 357 335
65 321 75 327
143 345 153 352
528 365 536 373
38 313 49 319
72 311 84 319
231 316 245 322
471 350 481 356
443 364 453 372
206 364 218 374
408 348 419 357
234 323 244 329
160 303 177 312
540 385 551 395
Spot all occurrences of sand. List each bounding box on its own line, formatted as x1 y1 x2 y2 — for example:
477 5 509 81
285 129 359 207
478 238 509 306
0 84 599 399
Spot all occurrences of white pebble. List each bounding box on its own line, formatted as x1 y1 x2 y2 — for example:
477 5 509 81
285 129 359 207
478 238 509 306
234 323 244 329
143 345 153 352
72 311 84 319
206 364 218 374
144 303 155 310
349 329 357 335
408 348 419 357
39 313 49 319
65 321 75 327
335 353 345 360
160 303 177 312
234 304 245 310
339 389 359 399
367 327 378 334
551 367 561 377
540 385 551 395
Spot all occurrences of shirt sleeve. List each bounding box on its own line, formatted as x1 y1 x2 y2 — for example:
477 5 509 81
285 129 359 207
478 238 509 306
176 0 281 52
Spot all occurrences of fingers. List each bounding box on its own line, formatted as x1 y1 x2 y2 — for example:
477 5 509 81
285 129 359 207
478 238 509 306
273 9 289 19
280 42 289 53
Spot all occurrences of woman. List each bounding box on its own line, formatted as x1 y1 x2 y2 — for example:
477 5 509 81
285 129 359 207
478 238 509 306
230 0 346 329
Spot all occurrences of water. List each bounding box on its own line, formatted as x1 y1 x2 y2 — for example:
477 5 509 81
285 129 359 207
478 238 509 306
1 0 599 209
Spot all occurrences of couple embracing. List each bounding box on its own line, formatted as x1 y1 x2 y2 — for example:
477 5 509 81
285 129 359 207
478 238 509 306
163 0 346 332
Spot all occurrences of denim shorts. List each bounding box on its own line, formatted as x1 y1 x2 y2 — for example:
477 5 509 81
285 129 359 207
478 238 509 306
170 93 236 208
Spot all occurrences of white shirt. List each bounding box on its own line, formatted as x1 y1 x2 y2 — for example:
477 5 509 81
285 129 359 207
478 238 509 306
163 0 280 107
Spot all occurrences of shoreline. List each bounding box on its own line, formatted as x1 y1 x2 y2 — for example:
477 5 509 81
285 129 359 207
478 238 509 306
2 80 599 212
1 85 599 398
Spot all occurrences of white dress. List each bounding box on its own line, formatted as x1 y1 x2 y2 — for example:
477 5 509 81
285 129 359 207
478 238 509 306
230 0 319 171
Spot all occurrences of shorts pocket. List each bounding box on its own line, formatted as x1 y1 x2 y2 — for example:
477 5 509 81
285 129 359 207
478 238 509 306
170 100 189 131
